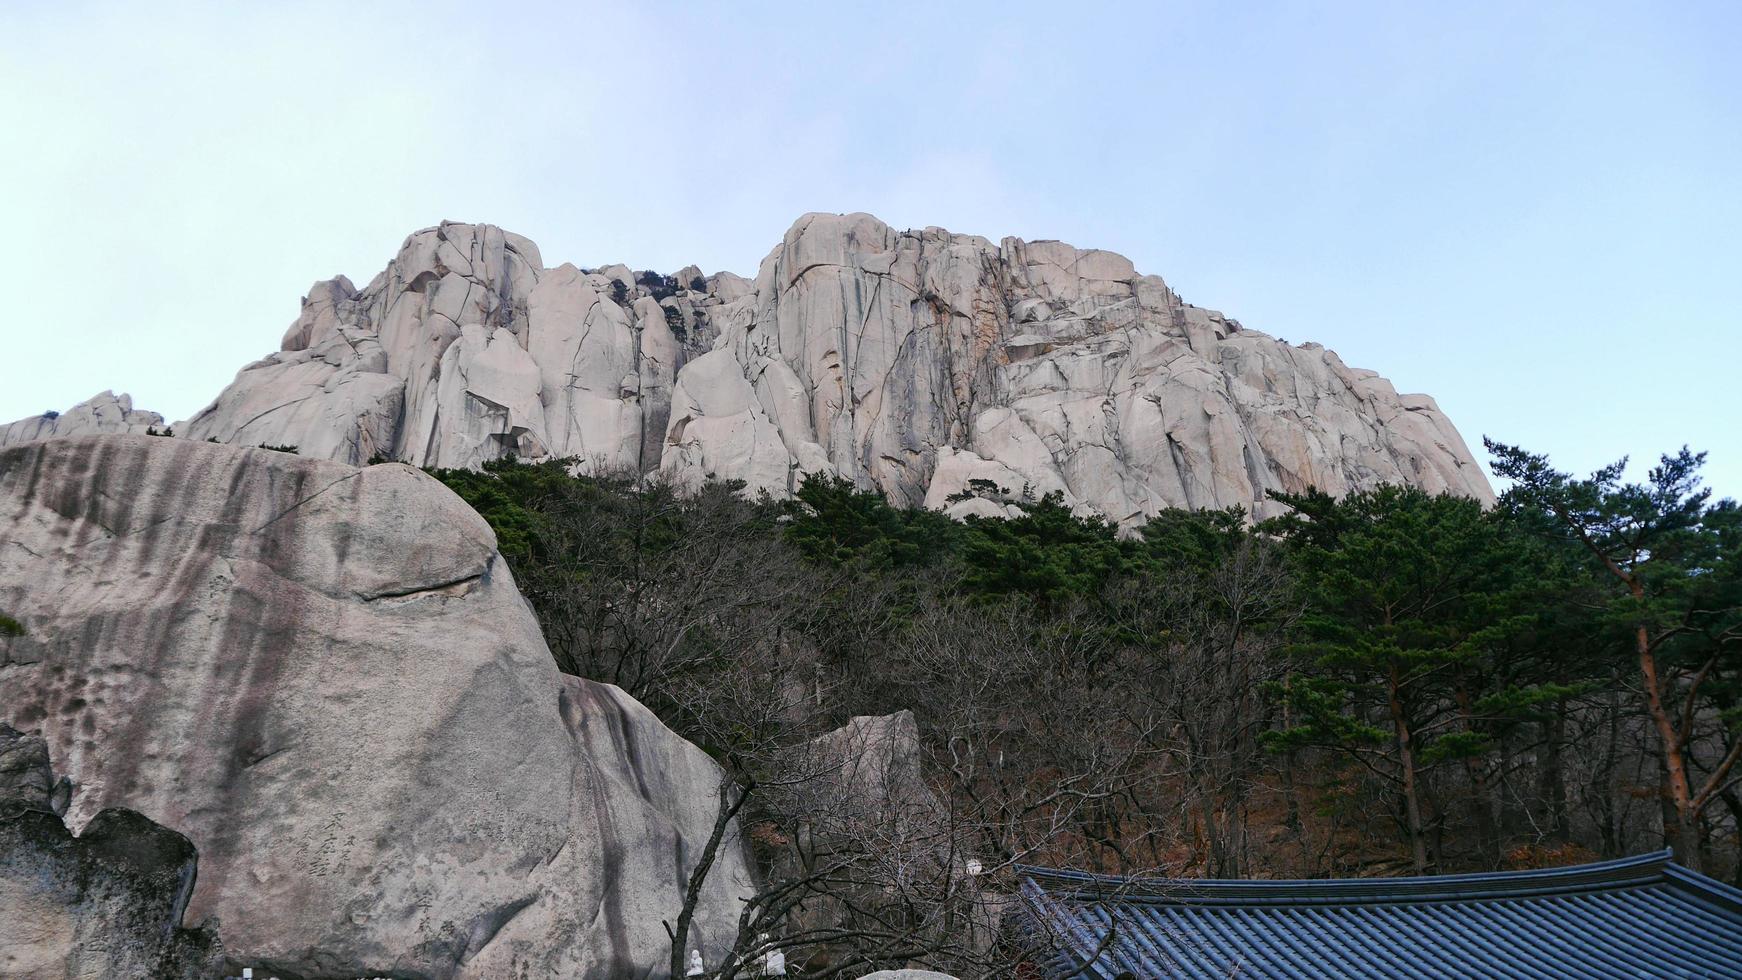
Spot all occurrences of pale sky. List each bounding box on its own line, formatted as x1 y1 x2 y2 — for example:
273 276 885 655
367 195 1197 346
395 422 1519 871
3 1 1737 496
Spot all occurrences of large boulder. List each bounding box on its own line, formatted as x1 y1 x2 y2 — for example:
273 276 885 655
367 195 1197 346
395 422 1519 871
0 724 220 980
6 214 1493 525
771 712 969 975
805 711 941 829
0 434 751 979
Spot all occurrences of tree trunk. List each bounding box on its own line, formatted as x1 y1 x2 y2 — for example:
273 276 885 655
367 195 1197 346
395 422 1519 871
1281 676 1303 833
1721 791 1742 886
1597 688 1622 857
1584 547 1709 870
1453 681 1499 865
1390 664 1429 874
1198 791 1226 877
1464 757 1499 865
669 776 752 979
1231 796 1247 879
1635 614 1702 870
1539 706 1568 841
1497 737 1517 840
1669 806 1702 871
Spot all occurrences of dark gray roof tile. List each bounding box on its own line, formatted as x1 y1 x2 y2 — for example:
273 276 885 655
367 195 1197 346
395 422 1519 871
1017 851 1742 979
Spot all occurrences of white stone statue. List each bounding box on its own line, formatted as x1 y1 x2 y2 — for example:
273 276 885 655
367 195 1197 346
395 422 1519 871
755 932 787 975
686 948 705 976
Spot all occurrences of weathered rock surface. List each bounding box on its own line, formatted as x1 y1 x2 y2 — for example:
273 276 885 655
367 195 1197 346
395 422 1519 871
0 435 750 979
0 390 164 446
805 710 940 827
0 725 220 980
169 223 723 470
776 712 973 976
6 213 1493 523
663 213 1493 522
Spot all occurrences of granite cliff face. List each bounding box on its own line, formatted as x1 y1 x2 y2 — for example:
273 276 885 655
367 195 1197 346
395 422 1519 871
0 435 751 979
6 214 1492 522
660 213 1492 521
180 222 726 472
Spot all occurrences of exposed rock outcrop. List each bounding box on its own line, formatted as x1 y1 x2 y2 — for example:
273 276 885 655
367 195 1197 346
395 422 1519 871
774 712 982 976
805 710 940 829
0 390 164 446
0 435 750 979
662 214 1492 521
173 223 724 470
6 213 1493 523
0 725 220 980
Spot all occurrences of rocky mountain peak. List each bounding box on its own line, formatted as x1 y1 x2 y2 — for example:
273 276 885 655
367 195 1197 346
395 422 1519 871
4 213 1492 523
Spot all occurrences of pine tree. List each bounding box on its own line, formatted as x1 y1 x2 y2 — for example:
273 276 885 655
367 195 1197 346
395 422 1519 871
1489 440 1742 870
1264 485 1553 872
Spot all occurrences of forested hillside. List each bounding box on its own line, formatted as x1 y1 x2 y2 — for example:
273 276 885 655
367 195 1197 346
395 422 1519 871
431 443 1740 971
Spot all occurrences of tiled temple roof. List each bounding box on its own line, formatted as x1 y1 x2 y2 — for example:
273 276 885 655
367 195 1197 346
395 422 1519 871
1017 850 1742 978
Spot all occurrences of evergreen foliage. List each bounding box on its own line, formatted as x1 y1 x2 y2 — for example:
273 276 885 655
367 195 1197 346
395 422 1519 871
429 456 578 567
1261 485 1567 869
1488 440 1742 866
781 473 956 569
429 443 1742 880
